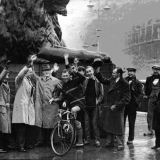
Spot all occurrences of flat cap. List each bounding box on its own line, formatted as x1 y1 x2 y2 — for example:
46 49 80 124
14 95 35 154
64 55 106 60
127 67 136 72
152 64 160 70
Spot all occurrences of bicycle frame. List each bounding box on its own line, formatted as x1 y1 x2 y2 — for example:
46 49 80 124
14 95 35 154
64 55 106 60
56 108 76 137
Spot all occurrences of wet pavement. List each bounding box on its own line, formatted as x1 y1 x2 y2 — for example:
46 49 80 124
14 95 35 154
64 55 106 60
1 112 160 160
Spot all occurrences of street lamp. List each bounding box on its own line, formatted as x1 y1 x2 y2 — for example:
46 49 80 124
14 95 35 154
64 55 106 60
87 0 94 8
103 4 110 10
83 1 110 51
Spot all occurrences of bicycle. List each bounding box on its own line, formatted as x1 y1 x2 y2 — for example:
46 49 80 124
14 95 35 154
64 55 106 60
50 108 77 156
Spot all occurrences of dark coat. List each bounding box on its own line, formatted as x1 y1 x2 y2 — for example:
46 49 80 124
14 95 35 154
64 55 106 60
62 72 85 110
145 75 160 97
125 77 144 112
83 77 104 105
152 105 160 131
96 72 131 135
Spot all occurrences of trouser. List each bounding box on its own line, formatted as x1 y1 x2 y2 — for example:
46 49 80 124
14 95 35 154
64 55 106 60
15 123 34 149
0 132 10 149
106 132 124 146
147 98 156 132
36 127 44 144
75 120 83 143
155 129 160 147
77 110 85 139
84 107 100 141
124 109 137 141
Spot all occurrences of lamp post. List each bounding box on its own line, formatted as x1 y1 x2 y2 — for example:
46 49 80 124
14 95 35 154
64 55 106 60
84 0 110 52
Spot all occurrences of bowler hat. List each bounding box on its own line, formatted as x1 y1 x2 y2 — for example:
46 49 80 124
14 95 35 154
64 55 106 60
127 67 136 72
92 58 104 67
152 65 160 70
41 64 51 71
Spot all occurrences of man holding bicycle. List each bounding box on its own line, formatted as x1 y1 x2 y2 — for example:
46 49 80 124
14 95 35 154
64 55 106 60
59 54 85 147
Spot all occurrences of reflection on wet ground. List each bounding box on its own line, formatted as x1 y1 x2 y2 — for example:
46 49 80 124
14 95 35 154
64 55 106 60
0 112 160 160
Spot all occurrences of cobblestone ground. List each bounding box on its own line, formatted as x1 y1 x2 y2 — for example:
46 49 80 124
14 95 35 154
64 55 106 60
0 112 160 160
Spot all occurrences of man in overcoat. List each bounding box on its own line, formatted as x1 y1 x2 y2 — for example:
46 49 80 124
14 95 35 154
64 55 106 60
0 62 11 153
95 67 130 151
12 60 36 152
151 95 160 149
124 67 144 144
145 65 160 135
34 63 62 146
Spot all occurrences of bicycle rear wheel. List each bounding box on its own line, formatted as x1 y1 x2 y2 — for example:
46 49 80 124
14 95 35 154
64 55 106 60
51 121 74 156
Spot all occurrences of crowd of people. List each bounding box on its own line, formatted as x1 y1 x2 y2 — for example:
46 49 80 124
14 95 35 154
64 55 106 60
0 53 160 153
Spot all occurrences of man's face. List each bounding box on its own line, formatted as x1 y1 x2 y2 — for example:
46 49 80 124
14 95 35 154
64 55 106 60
128 70 136 78
112 69 119 79
86 67 94 78
42 70 51 77
152 68 160 75
62 72 70 83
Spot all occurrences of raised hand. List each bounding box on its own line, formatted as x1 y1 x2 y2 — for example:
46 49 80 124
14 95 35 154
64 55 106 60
64 53 69 59
53 63 59 72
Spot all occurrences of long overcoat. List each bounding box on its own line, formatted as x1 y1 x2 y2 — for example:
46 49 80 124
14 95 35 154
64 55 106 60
12 66 35 125
0 69 11 133
96 72 131 135
35 75 61 129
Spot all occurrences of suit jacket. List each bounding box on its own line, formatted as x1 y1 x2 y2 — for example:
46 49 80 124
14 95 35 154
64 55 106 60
145 75 160 97
125 77 144 110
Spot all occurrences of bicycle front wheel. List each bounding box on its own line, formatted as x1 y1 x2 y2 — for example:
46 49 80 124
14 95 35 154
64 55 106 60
51 121 74 156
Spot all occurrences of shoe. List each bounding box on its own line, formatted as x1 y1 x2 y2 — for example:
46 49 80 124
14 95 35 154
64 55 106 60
84 140 90 145
105 143 114 148
143 131 154 136
18 148 27 152
95 140 100 147
35 141 43 147
75 143 84 147
127 140 133 145
117 145 124 151
151 146 158 149
8 144 16 149
0 149 7 153
26 145 34 149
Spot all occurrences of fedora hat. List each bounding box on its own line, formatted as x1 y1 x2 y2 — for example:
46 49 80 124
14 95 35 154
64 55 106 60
41 64 51 71
92 58 104 67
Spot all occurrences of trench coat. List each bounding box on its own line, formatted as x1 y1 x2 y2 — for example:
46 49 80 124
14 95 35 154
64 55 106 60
12 66 35 125
35 75 61 129
96 72 131 135
0 69 11 133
